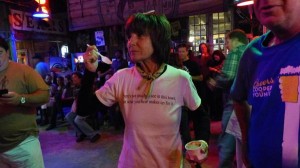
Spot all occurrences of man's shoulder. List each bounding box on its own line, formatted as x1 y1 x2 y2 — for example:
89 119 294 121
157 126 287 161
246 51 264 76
241 35 266 60
7 62 41 80
231 44 247 53
183 59 198 66
165 65 190 78
10 61 32 70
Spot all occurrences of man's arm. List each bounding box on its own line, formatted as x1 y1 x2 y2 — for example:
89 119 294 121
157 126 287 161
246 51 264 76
77 66 108 115
99 68 112 77
21 90 49 106
233 100 251 167
214 47 245 89
76 45 108 114
234 100 250 143
0 90 49 107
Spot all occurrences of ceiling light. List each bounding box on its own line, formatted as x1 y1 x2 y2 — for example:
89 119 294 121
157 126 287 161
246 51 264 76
33 0 49 18
235 0 254 7
33 6 49 18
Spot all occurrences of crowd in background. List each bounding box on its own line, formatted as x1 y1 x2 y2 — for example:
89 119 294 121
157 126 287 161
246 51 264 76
37 43 226 127
36 34 237 168
2 0 300 165
36 49 129 141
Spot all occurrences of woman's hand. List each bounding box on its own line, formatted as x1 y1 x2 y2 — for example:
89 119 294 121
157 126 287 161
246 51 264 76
185 151 208 167
84 45 99 72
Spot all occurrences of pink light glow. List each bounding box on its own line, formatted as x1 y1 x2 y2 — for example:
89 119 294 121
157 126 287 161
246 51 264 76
237 0 254 6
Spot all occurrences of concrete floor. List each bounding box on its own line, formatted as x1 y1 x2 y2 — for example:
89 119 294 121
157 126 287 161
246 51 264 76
39 121 221 168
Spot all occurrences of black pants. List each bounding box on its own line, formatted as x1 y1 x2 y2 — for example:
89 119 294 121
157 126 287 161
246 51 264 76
180 105 211 144
189 105 211 143
180 107 191 146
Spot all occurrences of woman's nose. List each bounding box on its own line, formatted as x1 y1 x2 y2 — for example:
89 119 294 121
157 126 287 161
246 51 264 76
127 35 137 46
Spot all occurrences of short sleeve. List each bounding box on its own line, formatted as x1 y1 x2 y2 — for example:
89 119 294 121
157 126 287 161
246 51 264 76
230 43 258 102
183 73 201 110
230 57 248 102
95 73 119 107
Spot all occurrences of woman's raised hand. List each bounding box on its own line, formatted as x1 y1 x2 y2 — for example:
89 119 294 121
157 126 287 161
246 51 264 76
83 44 99 72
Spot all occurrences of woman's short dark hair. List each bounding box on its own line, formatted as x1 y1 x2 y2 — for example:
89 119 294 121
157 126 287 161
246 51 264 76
125 13 171 65
212 50 225 62
176 43 189 51
72 71 83 79
0 37 9 51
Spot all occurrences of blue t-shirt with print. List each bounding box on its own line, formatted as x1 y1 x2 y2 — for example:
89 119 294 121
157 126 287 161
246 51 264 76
231 32 300 168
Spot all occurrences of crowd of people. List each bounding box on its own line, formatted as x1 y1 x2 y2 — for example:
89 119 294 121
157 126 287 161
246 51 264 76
1 0 300 167
37 50 129 141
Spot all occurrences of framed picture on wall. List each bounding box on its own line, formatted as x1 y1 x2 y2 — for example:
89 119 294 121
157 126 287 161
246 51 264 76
16 49 28 65
95 31 105 46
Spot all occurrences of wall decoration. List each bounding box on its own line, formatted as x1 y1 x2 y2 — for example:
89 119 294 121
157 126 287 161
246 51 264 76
16 49 28 65
95 30 105 46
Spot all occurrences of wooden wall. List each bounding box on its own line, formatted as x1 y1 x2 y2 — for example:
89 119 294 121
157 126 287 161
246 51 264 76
67 0 225 31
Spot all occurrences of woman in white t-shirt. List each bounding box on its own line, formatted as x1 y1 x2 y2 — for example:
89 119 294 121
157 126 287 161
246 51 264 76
78 13 202 168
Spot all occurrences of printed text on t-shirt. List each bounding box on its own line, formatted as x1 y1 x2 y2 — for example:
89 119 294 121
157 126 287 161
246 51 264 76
124 94 176 105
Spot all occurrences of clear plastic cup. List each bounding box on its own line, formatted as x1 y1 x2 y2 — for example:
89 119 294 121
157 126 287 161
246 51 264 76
185 140 208 163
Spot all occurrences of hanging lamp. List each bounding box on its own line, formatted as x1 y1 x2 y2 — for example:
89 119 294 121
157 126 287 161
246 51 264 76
33 0 49 18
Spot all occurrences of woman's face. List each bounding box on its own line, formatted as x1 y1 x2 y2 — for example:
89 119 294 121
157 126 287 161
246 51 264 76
214 54 220 61
200 44 208 54
127 33 154 63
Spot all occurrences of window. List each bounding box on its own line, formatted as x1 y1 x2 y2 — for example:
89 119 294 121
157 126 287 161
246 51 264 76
189 14 206 54
189 11 232 54
212 12 232 51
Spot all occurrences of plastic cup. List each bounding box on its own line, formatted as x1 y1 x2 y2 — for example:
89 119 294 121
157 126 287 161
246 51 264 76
185 140 208 163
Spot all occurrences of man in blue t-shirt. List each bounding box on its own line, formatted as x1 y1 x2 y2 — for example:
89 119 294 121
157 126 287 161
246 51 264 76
231 0 300 167
33 54 50 79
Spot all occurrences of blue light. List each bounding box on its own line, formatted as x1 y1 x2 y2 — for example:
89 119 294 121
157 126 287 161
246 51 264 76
32 6 49 18
33 12 49 18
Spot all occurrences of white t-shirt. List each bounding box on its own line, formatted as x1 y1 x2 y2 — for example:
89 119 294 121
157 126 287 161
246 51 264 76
96 65 201 168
